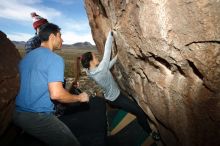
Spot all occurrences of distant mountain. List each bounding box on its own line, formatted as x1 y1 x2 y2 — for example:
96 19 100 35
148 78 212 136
12 41 26 49
62 41 96 49
13 41 96 50
13 41 26 45
72 42 95 48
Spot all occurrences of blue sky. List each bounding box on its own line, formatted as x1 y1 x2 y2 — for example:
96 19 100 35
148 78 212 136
0 0 94 44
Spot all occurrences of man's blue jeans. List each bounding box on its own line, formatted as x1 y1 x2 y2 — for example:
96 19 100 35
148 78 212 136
13 110 80 146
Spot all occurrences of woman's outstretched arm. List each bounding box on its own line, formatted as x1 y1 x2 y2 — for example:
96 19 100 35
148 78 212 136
97 31 113 71
109 53 118 69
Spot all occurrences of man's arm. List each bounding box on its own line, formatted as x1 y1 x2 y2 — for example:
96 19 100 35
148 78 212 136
48 82 89 103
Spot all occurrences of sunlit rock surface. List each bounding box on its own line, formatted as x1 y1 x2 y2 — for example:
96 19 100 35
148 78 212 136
84 0 220 145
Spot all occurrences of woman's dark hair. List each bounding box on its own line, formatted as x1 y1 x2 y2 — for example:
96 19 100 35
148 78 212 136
69 57 82 93
81 52 93 69
69 52 93 93
74 56 81 82
38 23 60 42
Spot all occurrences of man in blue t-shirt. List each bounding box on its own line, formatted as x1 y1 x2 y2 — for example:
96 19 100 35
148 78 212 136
13 23 89 146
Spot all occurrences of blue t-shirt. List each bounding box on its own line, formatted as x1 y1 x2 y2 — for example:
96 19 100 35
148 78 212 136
16 47 64 113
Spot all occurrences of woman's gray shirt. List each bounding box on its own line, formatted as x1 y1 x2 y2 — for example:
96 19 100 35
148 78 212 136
87 32 120 101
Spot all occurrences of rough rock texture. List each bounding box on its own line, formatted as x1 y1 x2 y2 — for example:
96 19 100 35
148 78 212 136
0 31 20 135
84 0 220 145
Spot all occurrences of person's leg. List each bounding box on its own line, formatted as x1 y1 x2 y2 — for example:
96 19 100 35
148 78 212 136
107 92 152 134
13 110 80 146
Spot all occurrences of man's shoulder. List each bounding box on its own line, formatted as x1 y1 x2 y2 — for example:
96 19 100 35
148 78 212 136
51 51 62 58
46 50 63 61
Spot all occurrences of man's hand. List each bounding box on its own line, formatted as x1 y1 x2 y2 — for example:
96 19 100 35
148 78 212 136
110 30 113 36
78 92 89 102
72 81 79 88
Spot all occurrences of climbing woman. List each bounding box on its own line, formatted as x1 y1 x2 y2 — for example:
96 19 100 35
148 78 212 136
79 30 160 141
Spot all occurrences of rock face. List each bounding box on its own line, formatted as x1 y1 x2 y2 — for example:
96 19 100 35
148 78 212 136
0 31 20 135
84 0 220 145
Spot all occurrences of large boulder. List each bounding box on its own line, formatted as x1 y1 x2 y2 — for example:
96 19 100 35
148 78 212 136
0 31 20 135
84 0 220 145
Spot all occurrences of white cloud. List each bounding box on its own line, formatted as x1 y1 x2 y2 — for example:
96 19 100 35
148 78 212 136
0 0 95 44
56 17 94 44
6 31 95 45
61 19 90 32
0 0 61 22
62 31 94 45
7 32 33 42
57 19 91 40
